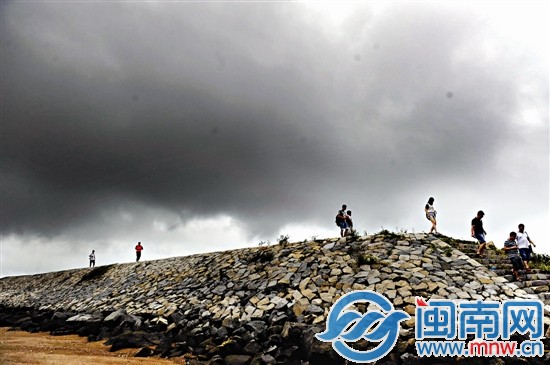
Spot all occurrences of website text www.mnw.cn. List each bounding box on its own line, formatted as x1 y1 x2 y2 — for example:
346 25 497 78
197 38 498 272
415 340 544 357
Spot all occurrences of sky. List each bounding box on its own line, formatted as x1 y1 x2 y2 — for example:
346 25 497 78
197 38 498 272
1 1 548 277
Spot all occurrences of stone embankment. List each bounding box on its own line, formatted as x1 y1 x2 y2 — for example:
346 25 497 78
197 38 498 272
1 232 549 364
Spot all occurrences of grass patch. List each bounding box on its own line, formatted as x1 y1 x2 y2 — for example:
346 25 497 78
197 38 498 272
358 254 379 266
349 228 361 240
530 253 550 272
277 234 290 245
375 228 401 240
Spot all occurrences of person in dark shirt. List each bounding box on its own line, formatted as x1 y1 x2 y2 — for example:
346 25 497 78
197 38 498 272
471 210 487 255
336 204 349 237
503 232 523 281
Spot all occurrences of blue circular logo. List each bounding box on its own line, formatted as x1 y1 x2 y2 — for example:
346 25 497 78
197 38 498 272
315 290 410 363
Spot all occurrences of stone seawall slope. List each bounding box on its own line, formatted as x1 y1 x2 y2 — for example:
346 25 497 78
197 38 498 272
1 232 549 364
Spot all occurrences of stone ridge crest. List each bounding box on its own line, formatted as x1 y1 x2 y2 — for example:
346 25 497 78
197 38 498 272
2 232 550 363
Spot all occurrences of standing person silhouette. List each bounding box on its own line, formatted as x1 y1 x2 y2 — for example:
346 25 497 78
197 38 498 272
89 250 95 267
517 223 536 272
346 210 353 234
135 242 143 262
471 211 487 256
425 197 437 234
503 232 523 282
336 204 349 237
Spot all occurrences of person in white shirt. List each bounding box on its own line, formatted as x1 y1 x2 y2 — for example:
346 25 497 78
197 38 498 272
516 224 535 272
425 197 437 234
89 250 96 268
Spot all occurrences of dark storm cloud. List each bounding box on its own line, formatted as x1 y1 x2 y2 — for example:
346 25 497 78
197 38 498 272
2 2 335 235
1 2 547 239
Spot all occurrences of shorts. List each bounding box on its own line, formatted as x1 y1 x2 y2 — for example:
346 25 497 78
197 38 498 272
509 256 524 271
519 248 531 262
474 233 486 244
426 212 436 221
338 221 349 229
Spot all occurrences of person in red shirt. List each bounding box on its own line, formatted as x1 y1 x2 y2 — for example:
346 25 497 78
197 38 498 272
135 242 143 262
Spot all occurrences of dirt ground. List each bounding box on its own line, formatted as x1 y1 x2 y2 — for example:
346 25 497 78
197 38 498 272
0 328 187 365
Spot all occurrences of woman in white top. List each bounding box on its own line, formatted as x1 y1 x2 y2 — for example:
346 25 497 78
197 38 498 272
425 197 437 234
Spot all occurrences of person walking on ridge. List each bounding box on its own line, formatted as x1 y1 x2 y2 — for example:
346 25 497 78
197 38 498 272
517 223 536 272
503 231 523 281
89 250 95 268
425 197 437 234
471 210 488 256
336 204 349 237
346 210 353 235
135 242 143 262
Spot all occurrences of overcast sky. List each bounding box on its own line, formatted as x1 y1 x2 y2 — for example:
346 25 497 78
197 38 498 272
1 1 548 277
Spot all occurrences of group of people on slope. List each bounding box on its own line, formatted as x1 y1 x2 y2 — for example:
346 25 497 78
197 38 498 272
87 241 144 268
426 202 537 282
470 211 536 280
342 198 539 282
424 202 537 283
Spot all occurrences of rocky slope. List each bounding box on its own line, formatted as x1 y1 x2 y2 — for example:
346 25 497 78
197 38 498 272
1 232 549 364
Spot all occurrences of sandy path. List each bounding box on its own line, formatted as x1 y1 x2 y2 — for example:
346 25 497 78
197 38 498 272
0 328 188 365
